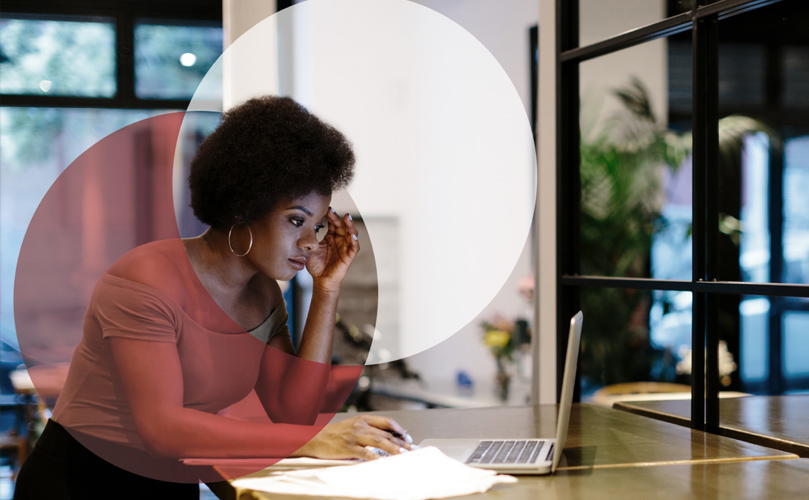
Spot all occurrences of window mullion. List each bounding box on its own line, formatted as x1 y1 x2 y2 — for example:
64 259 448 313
704 12 721 434
115 13 136 107
692 8 723 432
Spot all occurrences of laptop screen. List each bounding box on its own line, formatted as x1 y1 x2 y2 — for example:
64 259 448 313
551 311 583 472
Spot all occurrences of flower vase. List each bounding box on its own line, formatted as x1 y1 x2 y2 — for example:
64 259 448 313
495 357 511 402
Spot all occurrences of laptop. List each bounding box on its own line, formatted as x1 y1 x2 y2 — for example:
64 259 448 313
418 311 583 475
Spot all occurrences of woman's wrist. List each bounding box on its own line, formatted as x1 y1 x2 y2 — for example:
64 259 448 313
311 278 343 297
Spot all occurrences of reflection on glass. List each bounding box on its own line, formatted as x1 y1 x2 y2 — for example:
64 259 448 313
783 46 809 109
719 44 766 108
0 17 115 97
580 39 692 280
717 2 809 285
783 138 809 285
134 22 223 100
740 296 769 385
740 293 809 394
783 311 809 378
667 38 692 119
580 287 694 398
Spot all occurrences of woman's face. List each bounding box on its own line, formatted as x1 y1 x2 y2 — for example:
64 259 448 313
246 191 331 281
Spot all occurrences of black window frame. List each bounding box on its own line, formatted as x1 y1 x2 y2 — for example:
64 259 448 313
556 0 807 432
0 0 223 111
0 0 311 346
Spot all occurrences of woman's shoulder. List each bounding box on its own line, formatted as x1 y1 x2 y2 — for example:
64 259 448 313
106 240 192 306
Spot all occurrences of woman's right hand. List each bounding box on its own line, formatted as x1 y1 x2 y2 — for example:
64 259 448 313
295 415 415 461
305 209 359 294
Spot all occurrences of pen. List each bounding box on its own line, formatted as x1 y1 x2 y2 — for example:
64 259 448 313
392 430 419 449
392 429 413 444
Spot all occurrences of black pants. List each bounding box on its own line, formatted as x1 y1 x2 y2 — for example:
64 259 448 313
13 420 200 500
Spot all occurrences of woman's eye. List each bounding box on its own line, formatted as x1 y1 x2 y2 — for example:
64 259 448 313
315 224 327 242
291 219 304 227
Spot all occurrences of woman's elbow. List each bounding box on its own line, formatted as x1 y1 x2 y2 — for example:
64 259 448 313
132 417 187 459
138 431 181 458
264 399 321 425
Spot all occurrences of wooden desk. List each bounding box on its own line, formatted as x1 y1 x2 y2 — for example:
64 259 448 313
212 403 798 500
236 459 809 500
358 403 794 469
614 395 809 458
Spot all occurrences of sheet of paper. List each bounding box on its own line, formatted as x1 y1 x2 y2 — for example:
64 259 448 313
231 446 517 500
181 457 351 468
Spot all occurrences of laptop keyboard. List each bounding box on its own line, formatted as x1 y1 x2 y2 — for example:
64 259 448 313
465 440 546 465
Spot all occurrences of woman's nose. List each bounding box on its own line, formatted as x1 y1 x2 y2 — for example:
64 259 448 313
298 231 318 251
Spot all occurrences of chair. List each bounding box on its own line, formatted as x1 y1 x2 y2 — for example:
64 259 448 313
589 382 692 407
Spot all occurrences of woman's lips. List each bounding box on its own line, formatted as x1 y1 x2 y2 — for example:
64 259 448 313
289 258 306 271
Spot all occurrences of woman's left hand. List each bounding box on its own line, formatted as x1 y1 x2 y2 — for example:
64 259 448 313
306 208 359 292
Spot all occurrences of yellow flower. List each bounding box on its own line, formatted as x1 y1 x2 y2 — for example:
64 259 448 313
484 330 511 348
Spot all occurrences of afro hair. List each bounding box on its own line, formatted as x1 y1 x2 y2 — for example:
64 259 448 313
189 96 355 229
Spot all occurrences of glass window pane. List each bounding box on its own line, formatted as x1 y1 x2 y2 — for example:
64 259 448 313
0 16 115 97
783 46 809 109
740 296 769 385
580 287 694 401
579 36 692 280
783 310 809 382
134 21 223 100
783 136 809 284
717 1 809 286
739 295 809 394
579 0 686 48
719 44 766 108
0 107 181 349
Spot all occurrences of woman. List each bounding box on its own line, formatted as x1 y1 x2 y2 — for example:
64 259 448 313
14 96 412 499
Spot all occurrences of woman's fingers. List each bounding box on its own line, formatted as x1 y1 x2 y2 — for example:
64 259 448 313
302 416 414 461
343 212 357 236
351 416 414 456
324 208 359 259
326 206 341 233
361 415 410 442
325 207 346 236
326 208 358 238
345 214 359 258
359 445 384 461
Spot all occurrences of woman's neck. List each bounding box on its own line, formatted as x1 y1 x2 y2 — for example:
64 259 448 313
183 229 259 297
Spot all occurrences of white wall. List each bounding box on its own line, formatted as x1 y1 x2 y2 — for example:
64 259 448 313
401 0 539 388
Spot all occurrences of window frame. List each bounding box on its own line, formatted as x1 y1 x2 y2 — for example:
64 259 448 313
556 0 804 432
0 0 222 110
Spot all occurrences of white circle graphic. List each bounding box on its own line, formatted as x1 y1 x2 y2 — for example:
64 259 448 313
184 0 536 364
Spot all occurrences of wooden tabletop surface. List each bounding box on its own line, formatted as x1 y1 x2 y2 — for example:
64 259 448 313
237 458 809 500
210 403 799 500
614 395 809 458
351 403 795 469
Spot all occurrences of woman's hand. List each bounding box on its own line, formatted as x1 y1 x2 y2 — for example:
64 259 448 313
306 209 359 292
295 415 415 461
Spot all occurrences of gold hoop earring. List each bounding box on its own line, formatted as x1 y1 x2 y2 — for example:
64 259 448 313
228 224 253 257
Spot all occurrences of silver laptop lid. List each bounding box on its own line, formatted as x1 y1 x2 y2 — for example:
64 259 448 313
551 311 583 472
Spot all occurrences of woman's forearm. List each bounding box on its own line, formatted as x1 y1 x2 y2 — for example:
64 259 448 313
296 286 340 363
135 406 321 459
254 287 340 423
